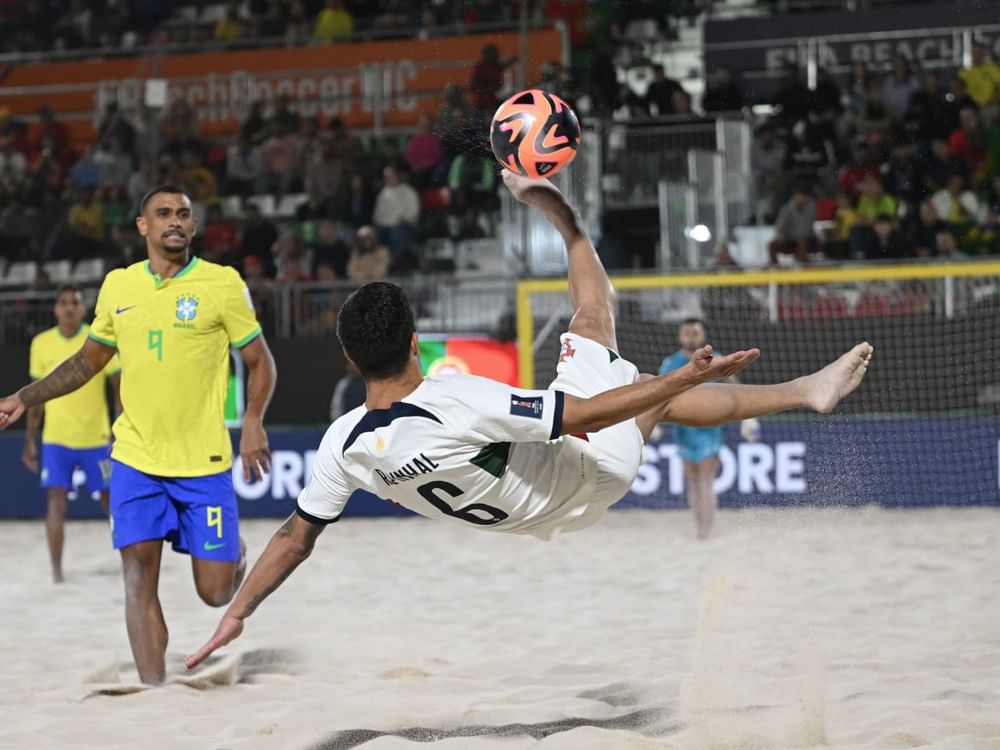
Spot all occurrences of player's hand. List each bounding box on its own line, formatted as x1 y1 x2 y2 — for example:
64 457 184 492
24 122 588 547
0 394 25 431
688 345 760 382
21 440 39 473
184 614 245 671
501 169 562 206
240 418 271 483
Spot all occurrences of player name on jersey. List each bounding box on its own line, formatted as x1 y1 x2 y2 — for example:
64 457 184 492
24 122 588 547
375 453 441 487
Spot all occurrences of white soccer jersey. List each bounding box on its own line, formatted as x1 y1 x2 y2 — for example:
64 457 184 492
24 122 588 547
296 374 612 539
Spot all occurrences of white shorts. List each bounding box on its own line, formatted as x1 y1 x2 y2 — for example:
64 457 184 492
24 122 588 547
547 332 644 529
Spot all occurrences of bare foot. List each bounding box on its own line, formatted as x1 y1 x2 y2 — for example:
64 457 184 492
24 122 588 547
53 571 64 584
805 342 874 414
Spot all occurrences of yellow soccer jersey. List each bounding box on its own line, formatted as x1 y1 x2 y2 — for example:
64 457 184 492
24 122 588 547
29 324 120 449
89 257 262 477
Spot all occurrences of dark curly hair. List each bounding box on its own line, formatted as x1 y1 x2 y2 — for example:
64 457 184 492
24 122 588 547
336 282 416 379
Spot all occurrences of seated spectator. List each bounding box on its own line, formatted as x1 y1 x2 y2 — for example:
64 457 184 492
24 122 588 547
214 0 242 41
30 106 68 160
843 61 872 122
127 159 157 212
931 173 981 227
858 213 912 261
0 191 39 261
102 185 130 231
258 122 301 199
267 95 301 139
469 44 515 114
405 113 444 187
162 102 206 160
224 135 262 196
240 101 269 146
328 117 365 166
935 228 966 260
0 135 28 192
751 123 786 222
346 226 390 281
837 140 878 200
670 90 697 119
240 203 278 277
768 186 818 265
919 138 969 196
850 174 897 256
97 103 135 154
857 80 890 140
702 65 744 113
959 45 1000 121
63 188 105 259
904 71 954 142
881 54 922 121
93 136 132 190
27 142 65 200
286 0 312 46
314 0 353 41
336 173 375 228
447 153 496 216
67 145 100 189
906 199 948 257
298 116 324 173
200 203 241 265
882 139 921 208
179 149 217 203
824 191 859 260
372 165 420 258
645 65 684 117
949 108 988 177
784 114 834 182
304 136 345 217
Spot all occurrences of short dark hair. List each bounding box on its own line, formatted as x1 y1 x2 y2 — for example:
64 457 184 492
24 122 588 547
56 283 81 298
336 282 415 379
874 213 893 224
138 185 189 214
680 317 705 330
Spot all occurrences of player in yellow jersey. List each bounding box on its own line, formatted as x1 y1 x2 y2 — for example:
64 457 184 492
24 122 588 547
23 284 121 583
0 186 277 685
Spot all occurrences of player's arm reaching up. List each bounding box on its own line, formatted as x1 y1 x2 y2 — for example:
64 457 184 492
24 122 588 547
0 338 115 429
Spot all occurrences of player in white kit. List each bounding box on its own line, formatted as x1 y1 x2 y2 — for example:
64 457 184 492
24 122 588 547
186 171 873 668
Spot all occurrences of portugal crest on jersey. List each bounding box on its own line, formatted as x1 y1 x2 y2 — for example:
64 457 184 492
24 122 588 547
176 294 199 322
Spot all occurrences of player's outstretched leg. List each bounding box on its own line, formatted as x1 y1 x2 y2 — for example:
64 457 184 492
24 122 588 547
503 170 618 351
637 343 872 437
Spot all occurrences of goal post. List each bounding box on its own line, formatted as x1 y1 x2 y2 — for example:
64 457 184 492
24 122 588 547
516 261 1000 507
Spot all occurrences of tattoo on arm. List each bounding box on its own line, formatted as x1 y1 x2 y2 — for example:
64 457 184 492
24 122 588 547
18 352 96 408
239 514 320 618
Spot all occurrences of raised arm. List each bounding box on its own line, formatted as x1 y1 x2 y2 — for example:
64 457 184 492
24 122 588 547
238 335 277 482
184 512 325 669
0 338 115 429
560 345 760 435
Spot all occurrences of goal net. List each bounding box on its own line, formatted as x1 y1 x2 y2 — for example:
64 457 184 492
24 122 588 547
517 262 1000 509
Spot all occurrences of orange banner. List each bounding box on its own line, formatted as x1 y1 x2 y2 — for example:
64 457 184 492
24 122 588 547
0 28 562 143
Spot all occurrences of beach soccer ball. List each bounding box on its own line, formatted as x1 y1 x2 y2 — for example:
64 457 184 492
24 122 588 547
489 89 581 179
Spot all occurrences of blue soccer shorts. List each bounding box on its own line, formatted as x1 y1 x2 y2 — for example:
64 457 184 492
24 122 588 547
109 460 240 562
674 425 724 464
41 443 111 495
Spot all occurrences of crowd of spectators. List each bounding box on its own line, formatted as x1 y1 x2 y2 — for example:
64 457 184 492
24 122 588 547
2 0 1000 296
757 46 1000 264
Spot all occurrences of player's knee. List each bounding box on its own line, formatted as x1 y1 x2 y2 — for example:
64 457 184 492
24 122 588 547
196 583 235 608
568 304 615 346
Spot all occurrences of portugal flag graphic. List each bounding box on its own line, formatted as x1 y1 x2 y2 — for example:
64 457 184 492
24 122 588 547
418 337 519 386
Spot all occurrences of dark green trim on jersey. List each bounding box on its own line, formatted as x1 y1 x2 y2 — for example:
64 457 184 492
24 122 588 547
470 442 511 479
88 331 117 348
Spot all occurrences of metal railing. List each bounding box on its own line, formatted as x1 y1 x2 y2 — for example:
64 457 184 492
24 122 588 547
0 275 519 348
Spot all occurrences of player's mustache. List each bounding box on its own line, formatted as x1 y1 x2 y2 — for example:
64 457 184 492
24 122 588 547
162 229 186 240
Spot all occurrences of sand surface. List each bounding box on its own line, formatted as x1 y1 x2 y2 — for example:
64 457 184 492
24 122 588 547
1 508 998 750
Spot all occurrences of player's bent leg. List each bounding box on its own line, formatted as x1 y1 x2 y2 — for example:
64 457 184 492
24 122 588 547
45 488 68 583
120 539 168 685
191 537 245 607
661 343 873 427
